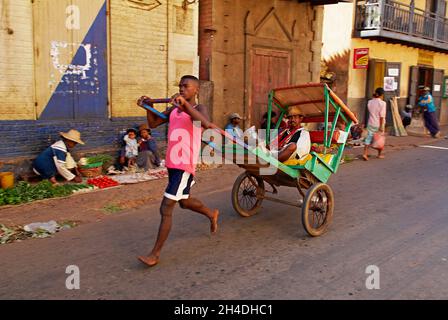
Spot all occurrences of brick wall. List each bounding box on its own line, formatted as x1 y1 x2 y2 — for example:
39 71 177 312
109 0 169 118
0 119 167 177
110 0 199 118
0 0 199 121
0 0 35 120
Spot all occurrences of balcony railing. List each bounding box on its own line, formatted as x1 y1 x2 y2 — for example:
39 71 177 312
355 0 448 50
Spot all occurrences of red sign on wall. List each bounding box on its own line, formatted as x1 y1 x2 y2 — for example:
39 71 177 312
353 48 369 69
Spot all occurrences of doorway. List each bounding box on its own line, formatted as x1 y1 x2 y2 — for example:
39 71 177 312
365 59 401 125
249 48 291 127
409 66 444 119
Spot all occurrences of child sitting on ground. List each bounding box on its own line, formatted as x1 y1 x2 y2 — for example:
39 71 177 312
401 105 412 128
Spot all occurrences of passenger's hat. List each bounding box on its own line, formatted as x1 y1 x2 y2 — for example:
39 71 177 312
60 129 85 145
287 106 304 118
229 113 242 120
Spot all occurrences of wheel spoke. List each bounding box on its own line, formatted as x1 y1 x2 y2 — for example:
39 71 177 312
238 177 259 210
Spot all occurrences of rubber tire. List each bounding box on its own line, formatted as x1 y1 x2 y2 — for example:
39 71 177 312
302 183 334 237
231 172 265 217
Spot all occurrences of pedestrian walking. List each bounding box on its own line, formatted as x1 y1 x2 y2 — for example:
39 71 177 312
418 86 441 138
363 87 386 161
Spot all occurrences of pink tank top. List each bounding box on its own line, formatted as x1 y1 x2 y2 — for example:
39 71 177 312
165 107 202 175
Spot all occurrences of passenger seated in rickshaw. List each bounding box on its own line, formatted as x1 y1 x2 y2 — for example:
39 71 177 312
267 106 311 164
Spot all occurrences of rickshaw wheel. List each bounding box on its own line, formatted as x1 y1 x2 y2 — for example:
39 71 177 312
231 172 265 217
302 183 334 237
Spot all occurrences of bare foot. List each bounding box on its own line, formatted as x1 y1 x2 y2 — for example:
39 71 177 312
377 155 385 159
362 155 369 161
210 209 219 234
138 255 159 267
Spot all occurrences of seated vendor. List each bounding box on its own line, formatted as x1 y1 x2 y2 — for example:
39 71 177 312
33 129 84 185
270 106 311 163
137 124 161 170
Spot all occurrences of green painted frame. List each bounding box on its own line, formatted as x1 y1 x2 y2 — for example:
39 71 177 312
224 84 355 184
265 84 353 183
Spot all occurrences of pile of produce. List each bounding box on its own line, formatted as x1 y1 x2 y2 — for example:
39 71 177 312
0 181 92 206
87 176 119 189
79 154 114 169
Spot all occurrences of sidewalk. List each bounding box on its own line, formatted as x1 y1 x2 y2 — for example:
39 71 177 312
344 124 448 160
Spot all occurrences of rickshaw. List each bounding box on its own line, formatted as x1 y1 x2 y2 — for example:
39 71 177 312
139 83 358 237
226 83 358 237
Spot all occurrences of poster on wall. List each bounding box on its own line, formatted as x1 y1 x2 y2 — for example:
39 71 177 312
384 77 395 91
353 48 369 69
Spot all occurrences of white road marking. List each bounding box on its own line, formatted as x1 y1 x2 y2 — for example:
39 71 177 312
419 145 448 150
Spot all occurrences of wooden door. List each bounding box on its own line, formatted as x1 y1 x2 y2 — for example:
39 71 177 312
250 48 291 127
408 66 419 108
365 59 386 124
384 62 401 125
33 0 108 120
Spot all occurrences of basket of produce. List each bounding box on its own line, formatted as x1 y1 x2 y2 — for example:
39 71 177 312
78 154 114 178
78 165 103 178
78 158 102 178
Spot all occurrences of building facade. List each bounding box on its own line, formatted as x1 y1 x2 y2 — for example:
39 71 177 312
198 0 334 129
1 0 348 175
323 0 448 126
0 0 198 174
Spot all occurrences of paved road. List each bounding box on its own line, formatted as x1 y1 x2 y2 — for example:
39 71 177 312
1 140 447 300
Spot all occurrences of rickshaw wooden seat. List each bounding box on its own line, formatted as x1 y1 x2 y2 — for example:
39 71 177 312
309 130 340 144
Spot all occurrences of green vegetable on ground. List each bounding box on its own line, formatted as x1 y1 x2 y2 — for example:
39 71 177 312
0 181 92 206
86 154 114 165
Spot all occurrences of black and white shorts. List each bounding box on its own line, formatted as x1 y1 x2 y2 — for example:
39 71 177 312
164 168 196 201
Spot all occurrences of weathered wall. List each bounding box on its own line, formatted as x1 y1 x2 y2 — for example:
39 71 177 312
0 118 167 177
110 0 198 117
0 0 198 168
203 0 324 128
0 0 35 120
0 0 199 121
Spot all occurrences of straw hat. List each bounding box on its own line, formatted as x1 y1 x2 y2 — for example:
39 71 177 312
287 106 304 117
138 124 151 133
229 113 242 120
60 129 85 145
